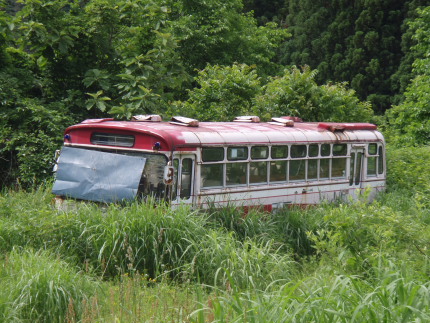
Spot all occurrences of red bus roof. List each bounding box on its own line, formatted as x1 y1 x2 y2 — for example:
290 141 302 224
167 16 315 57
65 119 384 151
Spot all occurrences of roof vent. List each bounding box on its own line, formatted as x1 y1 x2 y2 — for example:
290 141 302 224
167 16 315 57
131 114 162 122
269 117 294 127
318 122 377 132
233 116 260 123
170 116 199 127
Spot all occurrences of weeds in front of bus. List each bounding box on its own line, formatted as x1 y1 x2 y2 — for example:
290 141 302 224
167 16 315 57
1 146 430 322
207 202 275 241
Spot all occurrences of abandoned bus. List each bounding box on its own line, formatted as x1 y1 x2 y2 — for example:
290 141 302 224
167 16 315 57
52 115 385 210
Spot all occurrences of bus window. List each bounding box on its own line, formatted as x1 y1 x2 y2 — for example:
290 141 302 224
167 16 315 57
271 146 288 159
180 158 193 199
367 144 378 176
251 146 268 159
201 164 223 188
227 147 248 161
321 144 331 156
291 145 307 158
368 143 377 155
320 159 330 179
332 158 347 178
290 160 306 181
355 152 363 185
308 159 318 180
270 161 287 182
250 161 267 184
349 153 355 186
378 146 384 174
91 132 135 147
226 163 247 186
367 156 377 176
309 144 319 157
202 147 224 162
333 144 347 156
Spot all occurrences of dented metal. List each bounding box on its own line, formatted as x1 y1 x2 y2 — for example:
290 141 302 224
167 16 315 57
52 147 146 203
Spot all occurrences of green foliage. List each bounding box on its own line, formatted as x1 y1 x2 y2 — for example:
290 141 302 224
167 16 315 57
173 64 261 121
195 263 430 322
254 66 373 122
174 64 372 122
193 231 295 290
0 248 99 323
171 0 289 76
0 62 74 186
308 199 428 275
279 0 428 113
0 190 295 289
387 6 430 147
206 205 275 242
243 0 285 24
0 0 185 184
108 31 189 119
77 1 189 117
386 146 430 208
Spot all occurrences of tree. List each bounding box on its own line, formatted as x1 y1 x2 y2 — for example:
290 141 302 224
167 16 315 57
387 6 430 146
279 0 430 114
172 64 261 121
174 64 372 123
254 66 373 122
170 0 289 76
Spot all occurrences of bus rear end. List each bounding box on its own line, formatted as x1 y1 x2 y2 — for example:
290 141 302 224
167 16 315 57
52 118 171 205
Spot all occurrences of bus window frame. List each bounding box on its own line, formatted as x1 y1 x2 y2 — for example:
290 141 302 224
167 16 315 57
199 142 381 190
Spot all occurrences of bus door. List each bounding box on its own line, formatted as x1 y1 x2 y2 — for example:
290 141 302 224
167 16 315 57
172 155 195 205
349 147 364 190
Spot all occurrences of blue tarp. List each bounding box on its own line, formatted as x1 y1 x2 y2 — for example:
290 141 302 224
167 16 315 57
52 147 146 203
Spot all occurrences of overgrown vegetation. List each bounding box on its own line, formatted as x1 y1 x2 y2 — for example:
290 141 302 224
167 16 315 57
1 0 430 321
1 146 429 322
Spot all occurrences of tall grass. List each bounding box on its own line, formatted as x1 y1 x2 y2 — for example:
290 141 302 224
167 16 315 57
206 204 276 241
191 231 296 290
0 188 297 289
192 261 430 322
95 275 200 322
0 247 99 323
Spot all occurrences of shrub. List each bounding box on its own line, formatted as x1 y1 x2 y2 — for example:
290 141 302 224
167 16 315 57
172 64 261 121
307 198 430 275
254 66 373 122
386 146 430 208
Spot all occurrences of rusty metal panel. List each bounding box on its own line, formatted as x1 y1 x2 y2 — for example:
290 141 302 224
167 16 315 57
52 147 146 203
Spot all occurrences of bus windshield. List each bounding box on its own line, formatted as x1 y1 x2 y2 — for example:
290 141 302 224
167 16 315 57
52 147 167 202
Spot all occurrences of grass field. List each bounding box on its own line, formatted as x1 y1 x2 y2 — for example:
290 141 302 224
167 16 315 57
1 146 429 322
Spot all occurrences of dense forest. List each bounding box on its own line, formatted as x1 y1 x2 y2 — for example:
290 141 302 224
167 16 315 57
1 0 430 186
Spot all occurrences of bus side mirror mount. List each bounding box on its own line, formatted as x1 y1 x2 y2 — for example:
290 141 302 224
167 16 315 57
163 164 175 185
